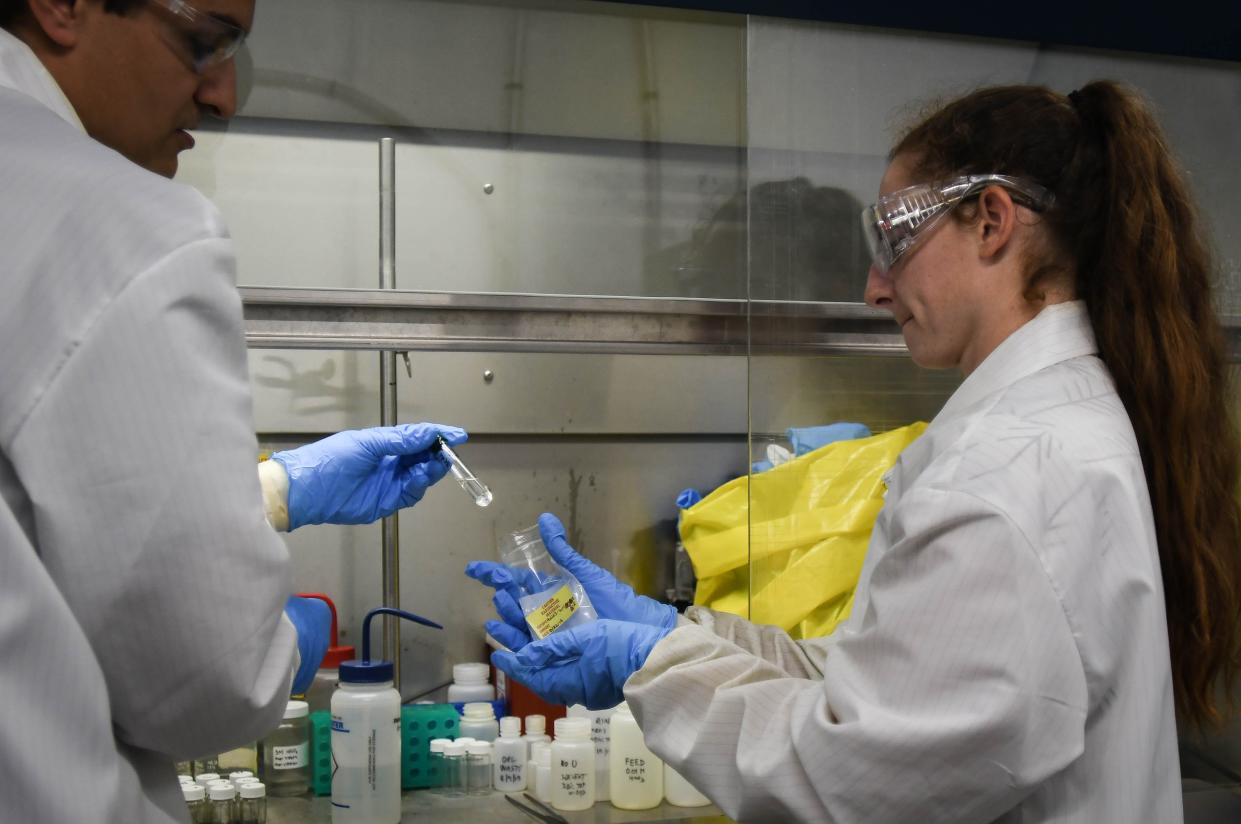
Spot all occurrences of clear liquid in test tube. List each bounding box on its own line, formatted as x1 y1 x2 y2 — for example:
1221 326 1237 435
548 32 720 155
439 439 493 507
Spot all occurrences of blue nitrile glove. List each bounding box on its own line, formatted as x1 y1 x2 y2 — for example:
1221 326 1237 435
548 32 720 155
272 423 467 530
787 422 870 455
492 619 672 711
284 595 331 696
675 488 703 510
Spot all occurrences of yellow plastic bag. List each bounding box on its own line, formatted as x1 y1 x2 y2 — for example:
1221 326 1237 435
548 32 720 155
679 422 927 639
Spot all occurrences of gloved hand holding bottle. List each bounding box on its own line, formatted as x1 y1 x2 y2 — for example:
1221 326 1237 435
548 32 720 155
262 422 467 531
466 512 677 651
491 618 672 710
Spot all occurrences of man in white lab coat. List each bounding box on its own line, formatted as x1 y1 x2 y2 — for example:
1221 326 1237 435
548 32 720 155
0 1 462 821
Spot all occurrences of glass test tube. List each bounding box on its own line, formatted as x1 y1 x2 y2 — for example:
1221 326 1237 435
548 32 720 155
439 440 493 507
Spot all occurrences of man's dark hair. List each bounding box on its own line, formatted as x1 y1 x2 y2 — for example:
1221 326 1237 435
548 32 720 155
2 0 145 30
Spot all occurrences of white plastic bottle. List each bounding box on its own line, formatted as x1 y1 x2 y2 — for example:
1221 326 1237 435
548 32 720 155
665 763 711 807
459 702 499 742
529 741 553 803
331 607 443 824
446 663 495 704
568 704 615 801
522 714 550 745
551 717 596 812
608 702 663 810
493 716 528 792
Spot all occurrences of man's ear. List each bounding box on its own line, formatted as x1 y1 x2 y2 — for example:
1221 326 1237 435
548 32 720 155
23 0 85 49
975 185 1018 262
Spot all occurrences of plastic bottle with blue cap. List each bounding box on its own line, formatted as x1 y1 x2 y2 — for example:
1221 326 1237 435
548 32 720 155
330 607 442 824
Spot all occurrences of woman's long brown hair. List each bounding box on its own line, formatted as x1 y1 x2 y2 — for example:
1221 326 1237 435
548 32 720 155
893 81 1241 729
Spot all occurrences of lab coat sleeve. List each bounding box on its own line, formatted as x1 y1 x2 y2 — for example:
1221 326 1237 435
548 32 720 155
10 236 298 759
675 606 827 679
624 485 1088 824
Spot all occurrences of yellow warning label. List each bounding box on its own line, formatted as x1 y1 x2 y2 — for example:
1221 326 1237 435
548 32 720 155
526 586 580 639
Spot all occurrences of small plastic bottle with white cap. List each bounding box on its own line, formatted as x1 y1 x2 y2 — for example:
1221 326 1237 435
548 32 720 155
529 741 553 803
466 740 494 796
181 782 208 823
206 781 236 824
446 663 495 704
459 702 499 742
237 780 267 824
551 717 595 811
331 607 442 824
492 716 527 792
522 714 550 745
428 738 452 793
261 700 310 796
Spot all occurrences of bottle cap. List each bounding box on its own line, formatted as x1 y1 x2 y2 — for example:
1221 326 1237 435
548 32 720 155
239 782 267 799
181 784 205 802
284 700 309 719
194 773 220 787
178 775 195 785
236 777 262 787
463 702 495 719
499 716 521 737
429 738 451 753
228 771 253 782
208 782 236 801
452 663 490 684
466 741 493 756
554 717 590 740
339 607 442 684
524 714 546 735
444 741 468 756
296 593 356 669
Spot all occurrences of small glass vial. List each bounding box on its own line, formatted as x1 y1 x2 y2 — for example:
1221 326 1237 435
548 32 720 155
608 701 663 810
206 781 236 824
467 740 494 796
493 716 527 792
261 699 310 796
522 714 550 745
428 738 451 793
182 782 208 823
529 742 553 803
442 740 468 798
237 780 267 824
193 773 221 797
551 717 595 811
228 770 254 791
459 702 499 742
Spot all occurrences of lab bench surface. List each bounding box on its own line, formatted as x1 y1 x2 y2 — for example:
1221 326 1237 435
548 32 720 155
267 792 732 823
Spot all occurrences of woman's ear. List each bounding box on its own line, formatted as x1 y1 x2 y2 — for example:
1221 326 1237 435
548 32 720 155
975 185 1018 261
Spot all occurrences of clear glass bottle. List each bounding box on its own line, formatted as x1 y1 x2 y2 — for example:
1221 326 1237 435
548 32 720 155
237 780 267 824
442 740 468 798
551 717 596 812
498 526 597 639
182 782 208 824
261 699 310 796
206 781 236 824
428 738 451 793
466 740 494 796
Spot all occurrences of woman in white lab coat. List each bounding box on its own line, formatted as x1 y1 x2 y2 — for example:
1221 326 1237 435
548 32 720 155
470 80 1241 823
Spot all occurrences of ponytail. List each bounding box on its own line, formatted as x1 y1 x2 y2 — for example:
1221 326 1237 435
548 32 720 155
895 81 1241 729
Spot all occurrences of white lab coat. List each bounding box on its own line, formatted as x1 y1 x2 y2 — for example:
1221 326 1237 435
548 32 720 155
626 301 1182 823
0 29 298 823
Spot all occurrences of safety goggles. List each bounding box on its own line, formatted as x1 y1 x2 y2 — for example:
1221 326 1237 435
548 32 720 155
147 0 247 74
861 174 1054 273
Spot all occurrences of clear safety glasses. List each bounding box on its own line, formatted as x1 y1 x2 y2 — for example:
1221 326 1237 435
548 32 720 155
860 174 1055 274
147 0 247 74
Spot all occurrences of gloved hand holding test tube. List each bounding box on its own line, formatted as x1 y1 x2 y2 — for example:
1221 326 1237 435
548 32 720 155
438 437 493 507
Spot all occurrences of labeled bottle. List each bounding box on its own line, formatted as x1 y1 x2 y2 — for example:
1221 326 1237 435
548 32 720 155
466 740 494 796
499 526 597 639
261 700 311 796
664 763 711 807
206 781 236 824
182 782 208 824
331 607 442 824
529 742 553 803
568 703 615 801
522 714 550 745
459 702 499 742
237 781 267 824
493 716 528 792
442 740 468 798
551 717 595 812
297 593 355 715
608 702 663 810
446 663 495 704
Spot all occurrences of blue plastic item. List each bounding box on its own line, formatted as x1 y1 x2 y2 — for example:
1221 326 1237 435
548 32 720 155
401 704 460 789
339 607 444 684
284 595 331 695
